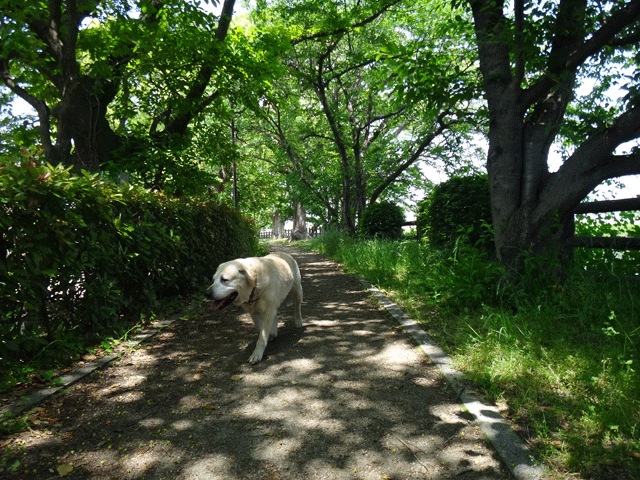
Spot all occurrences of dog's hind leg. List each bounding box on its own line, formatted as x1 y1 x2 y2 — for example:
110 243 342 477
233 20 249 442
269 316 278 339
291 282 303 328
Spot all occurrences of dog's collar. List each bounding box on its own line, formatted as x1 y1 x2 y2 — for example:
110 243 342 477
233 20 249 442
244 287 259 305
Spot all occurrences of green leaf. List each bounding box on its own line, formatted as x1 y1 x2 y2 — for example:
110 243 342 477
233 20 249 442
57 464 73 477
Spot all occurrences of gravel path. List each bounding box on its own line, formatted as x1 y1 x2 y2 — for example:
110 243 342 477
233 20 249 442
1 244 513 480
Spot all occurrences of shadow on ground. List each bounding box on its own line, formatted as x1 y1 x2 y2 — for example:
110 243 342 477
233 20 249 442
1 244 511 480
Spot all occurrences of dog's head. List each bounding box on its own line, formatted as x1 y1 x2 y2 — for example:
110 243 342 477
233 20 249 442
205 259 256 311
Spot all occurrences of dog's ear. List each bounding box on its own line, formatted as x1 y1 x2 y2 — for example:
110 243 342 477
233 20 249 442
239 265 257 288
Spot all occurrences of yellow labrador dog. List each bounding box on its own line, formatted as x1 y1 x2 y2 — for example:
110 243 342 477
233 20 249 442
205 252 303 363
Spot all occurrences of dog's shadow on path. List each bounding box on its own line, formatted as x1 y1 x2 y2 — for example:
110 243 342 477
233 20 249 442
260 324 308 362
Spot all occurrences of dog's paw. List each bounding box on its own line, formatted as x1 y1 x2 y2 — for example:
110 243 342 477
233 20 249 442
248 351 263 364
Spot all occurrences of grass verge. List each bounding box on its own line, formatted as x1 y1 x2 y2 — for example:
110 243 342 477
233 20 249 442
298 232 640 480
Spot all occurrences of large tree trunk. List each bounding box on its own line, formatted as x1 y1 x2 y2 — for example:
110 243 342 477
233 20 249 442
271 212 285 239
51 76 122 172
470 0 640 278
291 201 310 240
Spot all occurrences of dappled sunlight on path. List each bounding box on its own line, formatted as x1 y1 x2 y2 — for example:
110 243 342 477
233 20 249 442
0 243 512 480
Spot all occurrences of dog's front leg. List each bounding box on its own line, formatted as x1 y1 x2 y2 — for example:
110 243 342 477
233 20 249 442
248 309 276 364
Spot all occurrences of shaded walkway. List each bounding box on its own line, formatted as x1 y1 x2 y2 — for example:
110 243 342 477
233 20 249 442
0 244 512 480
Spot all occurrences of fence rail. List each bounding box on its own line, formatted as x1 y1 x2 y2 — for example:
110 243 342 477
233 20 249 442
570 198 640 250
259 229 292 239
567 236 640 250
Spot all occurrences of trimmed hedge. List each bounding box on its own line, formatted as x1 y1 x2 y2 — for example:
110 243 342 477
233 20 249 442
417 174 493 253
359 200 405 240
0 162 259 359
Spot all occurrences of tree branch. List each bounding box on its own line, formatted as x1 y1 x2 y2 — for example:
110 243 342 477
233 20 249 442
369 110 451 203
291 0 402 45
610 29 640 47
513 0 525 86
534 105 640 227
215 0 236 41
568 0 640 71
0 58 54 159
522 0 640 109
326 57 377 84
163 0 236 136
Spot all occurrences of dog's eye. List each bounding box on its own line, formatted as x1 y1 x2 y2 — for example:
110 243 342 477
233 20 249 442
220 276 228 284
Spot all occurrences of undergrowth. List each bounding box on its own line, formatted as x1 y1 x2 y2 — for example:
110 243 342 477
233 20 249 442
0 296 191 401
1 160 260 402
299 231 640 480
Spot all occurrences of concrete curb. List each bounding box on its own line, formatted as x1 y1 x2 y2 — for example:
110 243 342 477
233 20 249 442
1 316 180 417
358 277 546 480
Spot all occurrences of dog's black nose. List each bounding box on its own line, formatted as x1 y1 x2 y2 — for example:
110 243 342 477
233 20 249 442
204 288 214 300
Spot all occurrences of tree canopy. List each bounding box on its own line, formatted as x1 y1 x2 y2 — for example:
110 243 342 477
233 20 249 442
0 0 280 193
241 0 482 233
3 0 640 270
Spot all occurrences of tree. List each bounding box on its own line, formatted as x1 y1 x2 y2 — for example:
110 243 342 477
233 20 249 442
246 0 480 234
0 0 258 191
291 201 310 239
468 0 640 275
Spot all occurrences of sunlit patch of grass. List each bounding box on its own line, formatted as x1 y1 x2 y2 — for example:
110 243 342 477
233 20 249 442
300 233 640 479
449 287 640 478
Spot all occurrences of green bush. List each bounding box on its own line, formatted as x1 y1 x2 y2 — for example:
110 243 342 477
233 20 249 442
417 174 493 253
359 200 405 240
0 161 259 365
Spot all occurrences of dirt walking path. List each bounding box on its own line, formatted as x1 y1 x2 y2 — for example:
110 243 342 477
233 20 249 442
1 244 513 480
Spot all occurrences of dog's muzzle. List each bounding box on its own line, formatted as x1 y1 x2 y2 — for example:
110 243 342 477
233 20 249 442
206 289 238 311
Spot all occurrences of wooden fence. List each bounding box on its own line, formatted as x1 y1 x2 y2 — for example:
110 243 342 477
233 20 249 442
259 229 292 239
259 227 324 240
568 198 640 250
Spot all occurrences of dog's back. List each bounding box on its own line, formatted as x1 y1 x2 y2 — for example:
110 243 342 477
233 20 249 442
263 252 302 310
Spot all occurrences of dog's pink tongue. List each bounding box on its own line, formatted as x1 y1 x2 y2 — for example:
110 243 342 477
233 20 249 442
210 292 237 311
210 299 224 311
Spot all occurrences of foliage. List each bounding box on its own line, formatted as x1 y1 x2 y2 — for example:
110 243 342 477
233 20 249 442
309 229 355 258
231 141 294 229
107 9 285 195
243 0 481 232
109 135 223 197
300 233 640 479
359 200 405 240
0 0 279 195
417 174 493 254
0 159 259 390
0 93 40 158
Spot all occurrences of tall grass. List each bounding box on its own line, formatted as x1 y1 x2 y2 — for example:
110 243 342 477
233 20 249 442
299 231 640 479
